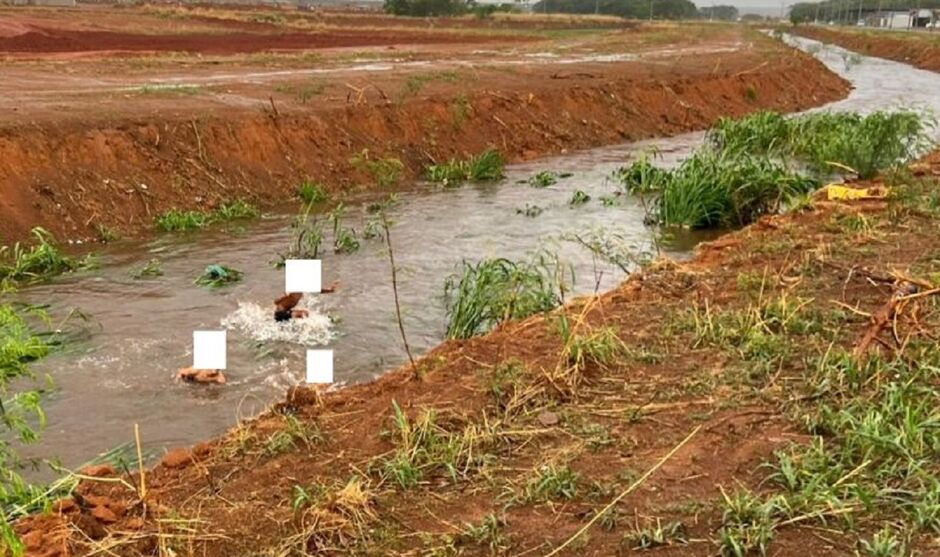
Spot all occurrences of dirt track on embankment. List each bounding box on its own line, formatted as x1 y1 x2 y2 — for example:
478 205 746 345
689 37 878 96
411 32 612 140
791 25 940 74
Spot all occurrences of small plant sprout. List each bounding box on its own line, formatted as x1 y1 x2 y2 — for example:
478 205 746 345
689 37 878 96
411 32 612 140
328 204 360 254
569 190 591 206
351 149 404 188
132 259 164 280
528 170 559 187
515 204 544 218
298 180 329 205
523 464 579 502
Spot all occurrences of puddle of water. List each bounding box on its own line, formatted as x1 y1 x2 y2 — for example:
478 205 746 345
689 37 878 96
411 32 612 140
13 36 940 469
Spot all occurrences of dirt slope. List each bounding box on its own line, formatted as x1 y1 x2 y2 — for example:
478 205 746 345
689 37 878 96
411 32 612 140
0 44 848 243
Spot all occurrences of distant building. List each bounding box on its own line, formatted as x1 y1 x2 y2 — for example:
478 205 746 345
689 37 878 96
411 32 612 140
867 9 936 29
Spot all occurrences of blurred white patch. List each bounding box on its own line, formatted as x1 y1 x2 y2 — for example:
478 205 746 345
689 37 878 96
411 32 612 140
221 300 334 347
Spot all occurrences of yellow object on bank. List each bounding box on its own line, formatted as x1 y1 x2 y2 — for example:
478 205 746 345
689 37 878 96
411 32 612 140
825 184 888 201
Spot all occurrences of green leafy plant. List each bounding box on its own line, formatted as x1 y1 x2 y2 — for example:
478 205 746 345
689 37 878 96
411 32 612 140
0 228 84 286
298 180 329 205
569 190 591 206
215 199 260 221
426 149 505 186
155 209 212 232
132 259 163 279
522 464 579 502
329 204 360 254
351 149 404 188
194 264 243 288
528 170 559 188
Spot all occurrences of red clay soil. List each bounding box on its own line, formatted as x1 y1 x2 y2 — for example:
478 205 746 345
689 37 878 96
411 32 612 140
13 152 940 557
0 26 527 55
0 46 849 243
792 25 940 74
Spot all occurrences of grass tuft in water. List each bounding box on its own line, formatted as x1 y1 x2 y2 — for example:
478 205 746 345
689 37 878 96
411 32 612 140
444 251 571 339
298 180 329 205
426 149 505 186
155 199 260 232
0 228 84 286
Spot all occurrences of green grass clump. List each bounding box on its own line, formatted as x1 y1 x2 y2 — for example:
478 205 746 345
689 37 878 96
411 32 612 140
616 156 671 194
426 149 505 186
351 149 404 188
297 180 329 205
0 228 83 286
569 190 591 206
194 264 243 288
0 303 57 553
155 200 260 232
155 209 213 232
131 259 163 280
709 110 932 179
215 200 260 221
528 170 559 188
522 464 579 502
652 152 817 229
444 252 569 339
380 401 494 489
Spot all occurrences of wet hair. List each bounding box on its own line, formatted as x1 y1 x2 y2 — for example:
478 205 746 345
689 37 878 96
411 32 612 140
274 309 292 322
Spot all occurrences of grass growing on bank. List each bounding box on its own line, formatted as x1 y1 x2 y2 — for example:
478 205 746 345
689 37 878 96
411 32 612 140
444 251 571 339
155 199 260 232
709 110 932 179
0 228 86 286
426 149 505 186
619 110 933 228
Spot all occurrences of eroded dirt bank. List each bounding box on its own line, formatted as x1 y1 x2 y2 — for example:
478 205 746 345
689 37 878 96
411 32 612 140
791 25 940 74
14 148 940 556
0 44 847 243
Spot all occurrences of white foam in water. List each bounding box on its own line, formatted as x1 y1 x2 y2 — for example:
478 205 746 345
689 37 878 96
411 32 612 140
221 301 335 346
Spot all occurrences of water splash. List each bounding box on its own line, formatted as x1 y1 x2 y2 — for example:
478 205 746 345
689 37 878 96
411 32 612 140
221 301 335 346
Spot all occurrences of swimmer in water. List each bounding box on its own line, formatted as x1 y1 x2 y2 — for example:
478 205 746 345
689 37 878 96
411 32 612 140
274 292 308 322
177 367 226 385
274 282 339 322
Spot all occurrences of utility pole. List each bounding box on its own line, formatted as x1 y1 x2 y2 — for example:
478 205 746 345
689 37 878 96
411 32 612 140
814 2 821 23
857 0 863 25
649 0 654 21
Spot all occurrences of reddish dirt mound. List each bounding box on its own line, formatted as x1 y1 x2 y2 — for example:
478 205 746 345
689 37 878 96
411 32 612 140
793 25 940 74
0 26 523 55
0 48 849 243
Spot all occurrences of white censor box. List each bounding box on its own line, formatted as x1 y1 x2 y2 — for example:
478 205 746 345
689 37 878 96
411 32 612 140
306 349 334 384
285 259 322 293
193 330 227 369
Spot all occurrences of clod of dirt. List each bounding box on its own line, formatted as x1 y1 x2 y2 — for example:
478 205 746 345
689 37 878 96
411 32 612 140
537 410 560 426
90 505 120 524
79 463 117 477
161 447 195 469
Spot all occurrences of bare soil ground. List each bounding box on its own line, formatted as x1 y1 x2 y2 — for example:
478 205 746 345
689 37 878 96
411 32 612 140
0 7 848 243
790 25 940 74
14 150 940 557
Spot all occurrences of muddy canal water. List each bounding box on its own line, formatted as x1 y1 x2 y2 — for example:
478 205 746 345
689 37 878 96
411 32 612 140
17 36 940 468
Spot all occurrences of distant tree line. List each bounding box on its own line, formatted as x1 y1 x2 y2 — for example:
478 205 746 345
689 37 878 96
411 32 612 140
699 4 739 20
789 0 940 24
529 0 698 19
384 0 518 17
